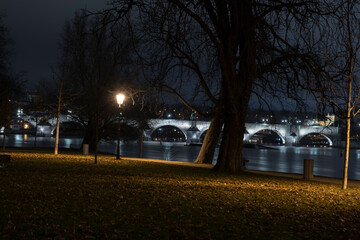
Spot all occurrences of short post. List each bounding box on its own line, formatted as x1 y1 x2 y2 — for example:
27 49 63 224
83 144 89 155
303 159 314 180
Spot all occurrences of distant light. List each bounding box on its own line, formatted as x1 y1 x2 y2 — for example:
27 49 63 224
168 114 172 118
24 124 29 129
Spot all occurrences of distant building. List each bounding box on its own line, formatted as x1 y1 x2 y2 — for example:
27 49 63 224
318 113 335 126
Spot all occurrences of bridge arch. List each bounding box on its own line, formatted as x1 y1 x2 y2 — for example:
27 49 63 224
150 125 187 142
298 132 333 146
248 129 286 145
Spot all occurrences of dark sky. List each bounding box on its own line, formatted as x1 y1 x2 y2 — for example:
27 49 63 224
1 0 109 89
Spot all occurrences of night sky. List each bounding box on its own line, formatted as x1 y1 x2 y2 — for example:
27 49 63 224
1 0 108 89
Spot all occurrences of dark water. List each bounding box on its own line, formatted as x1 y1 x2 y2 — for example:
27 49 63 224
1 134 360 180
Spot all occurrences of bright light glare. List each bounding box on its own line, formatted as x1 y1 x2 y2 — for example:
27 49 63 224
116 93 125 106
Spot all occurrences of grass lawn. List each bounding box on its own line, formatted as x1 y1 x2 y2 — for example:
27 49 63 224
0 151 359 239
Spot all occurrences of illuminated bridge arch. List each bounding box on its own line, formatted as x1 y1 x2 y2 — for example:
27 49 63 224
298 132 333 146
150 125 187 141
248 129 286 145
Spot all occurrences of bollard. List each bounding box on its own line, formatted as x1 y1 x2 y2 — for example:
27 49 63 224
83 144 89 155
303 159 314 180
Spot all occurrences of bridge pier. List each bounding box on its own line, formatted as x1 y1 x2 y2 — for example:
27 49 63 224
284 136 295 146
186 127 201 145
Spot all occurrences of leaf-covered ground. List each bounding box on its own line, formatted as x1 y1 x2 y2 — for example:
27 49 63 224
0 151 359 239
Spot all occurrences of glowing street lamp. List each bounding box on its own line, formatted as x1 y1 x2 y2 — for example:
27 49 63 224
116 93 125 160
116 94 125 107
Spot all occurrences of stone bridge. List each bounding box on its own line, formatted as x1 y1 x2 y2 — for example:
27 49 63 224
18 115 340 146
145 119 340 146
243 123 339 146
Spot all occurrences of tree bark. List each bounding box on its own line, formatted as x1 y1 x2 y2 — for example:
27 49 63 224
213 0 255 173
195 108 223 164
215 111 248 173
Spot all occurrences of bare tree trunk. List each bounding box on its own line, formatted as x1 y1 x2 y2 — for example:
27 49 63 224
34 115 38 148
213 0 255 172
54 113 60 155
2 127 6 151
95 114 99 164
139 127 144 158
343 117 350 189
54 64 65 155
215 112 247 173
343 77 352 189
195 109 223 164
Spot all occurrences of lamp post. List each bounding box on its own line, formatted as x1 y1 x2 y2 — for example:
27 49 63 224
116 93 125 160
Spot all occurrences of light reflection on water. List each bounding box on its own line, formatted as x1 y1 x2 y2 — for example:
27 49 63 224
1 135 360 180
243 146 354 179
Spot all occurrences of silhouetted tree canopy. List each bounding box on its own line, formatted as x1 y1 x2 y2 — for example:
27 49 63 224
0 14 22 130
59 10 136 148
98 0 341 172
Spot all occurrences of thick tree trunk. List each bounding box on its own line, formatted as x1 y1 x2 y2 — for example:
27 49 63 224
195 109 223 164
213 0 255 173
215 111 247 173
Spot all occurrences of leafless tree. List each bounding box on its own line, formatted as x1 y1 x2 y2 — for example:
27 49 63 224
102 0 340 172
300 0 360 189
53 56 67 155
0 14 22 150
59 10 135 161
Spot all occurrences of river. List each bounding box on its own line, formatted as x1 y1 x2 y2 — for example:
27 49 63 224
1 134 360 180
